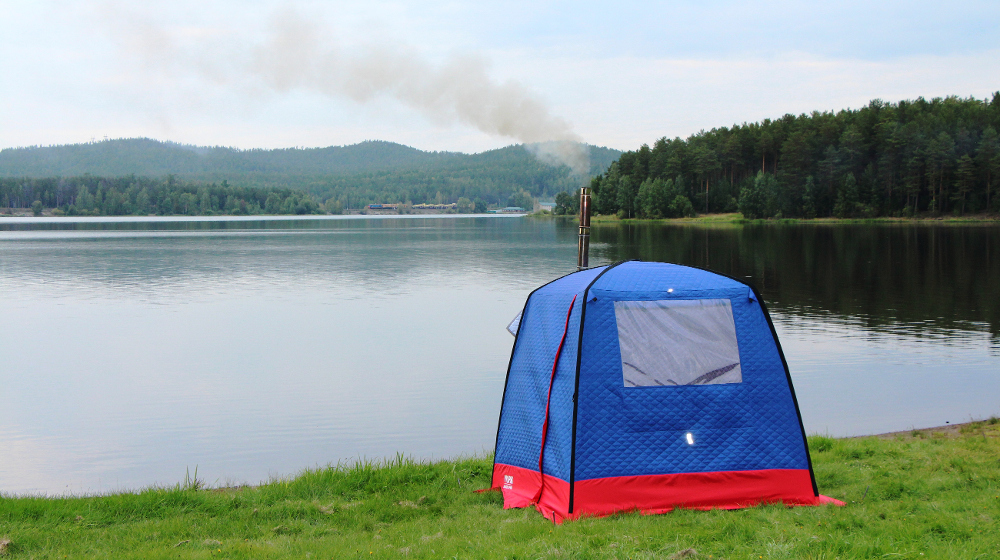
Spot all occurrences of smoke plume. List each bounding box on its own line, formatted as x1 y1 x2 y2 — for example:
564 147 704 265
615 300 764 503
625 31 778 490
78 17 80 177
105 7 590 174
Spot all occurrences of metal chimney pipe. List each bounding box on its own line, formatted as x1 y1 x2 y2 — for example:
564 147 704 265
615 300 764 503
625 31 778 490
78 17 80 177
577 186 591 270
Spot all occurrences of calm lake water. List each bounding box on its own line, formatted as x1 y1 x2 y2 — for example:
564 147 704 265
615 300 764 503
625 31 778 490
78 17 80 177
1 215 998 495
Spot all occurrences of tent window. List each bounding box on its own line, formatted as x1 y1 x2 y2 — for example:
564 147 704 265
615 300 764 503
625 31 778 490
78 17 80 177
614 299 742 387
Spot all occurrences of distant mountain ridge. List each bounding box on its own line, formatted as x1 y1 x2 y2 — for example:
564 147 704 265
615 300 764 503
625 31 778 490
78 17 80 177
0 138 619 180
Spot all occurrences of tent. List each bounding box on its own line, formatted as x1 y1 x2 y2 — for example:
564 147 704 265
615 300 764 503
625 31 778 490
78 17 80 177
491 261 842 522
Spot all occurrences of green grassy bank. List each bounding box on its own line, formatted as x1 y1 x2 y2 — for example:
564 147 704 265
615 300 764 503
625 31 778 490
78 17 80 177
586 212 1000 225
2 422 1000 559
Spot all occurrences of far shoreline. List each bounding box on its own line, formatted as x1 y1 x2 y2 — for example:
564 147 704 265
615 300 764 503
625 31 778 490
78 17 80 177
862 418 1000 440
586 211 1000 225
0 211 526 223
4 207 999 223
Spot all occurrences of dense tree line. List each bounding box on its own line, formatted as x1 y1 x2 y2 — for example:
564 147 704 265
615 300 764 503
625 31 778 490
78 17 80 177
0 140 621 210
233 145 619 211
0 176 322 216
305 161 589 212
0 139 465 178
590 94 1000 219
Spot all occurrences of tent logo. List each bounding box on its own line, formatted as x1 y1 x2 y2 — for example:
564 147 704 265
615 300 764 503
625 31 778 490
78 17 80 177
503 475 514 489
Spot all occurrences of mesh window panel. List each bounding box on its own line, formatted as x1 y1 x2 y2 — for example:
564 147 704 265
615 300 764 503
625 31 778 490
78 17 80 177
614 299 742 387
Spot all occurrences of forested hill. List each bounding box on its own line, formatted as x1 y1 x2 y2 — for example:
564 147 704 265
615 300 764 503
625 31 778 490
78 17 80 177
0 139 620 211
591 94 1000 219
0 139 463 178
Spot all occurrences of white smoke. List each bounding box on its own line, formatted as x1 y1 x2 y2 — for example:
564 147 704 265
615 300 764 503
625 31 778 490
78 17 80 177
524 141 590 177
102 6 590 175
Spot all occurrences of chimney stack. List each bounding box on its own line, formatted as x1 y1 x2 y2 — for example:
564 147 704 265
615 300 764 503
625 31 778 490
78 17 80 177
577 186 591 270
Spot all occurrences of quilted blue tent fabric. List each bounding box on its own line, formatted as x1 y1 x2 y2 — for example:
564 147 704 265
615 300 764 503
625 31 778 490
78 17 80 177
493 261 814 506
494 266 607 481
574 261 810 481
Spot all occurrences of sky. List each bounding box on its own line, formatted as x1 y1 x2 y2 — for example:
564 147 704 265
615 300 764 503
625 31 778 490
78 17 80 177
1 0 998 154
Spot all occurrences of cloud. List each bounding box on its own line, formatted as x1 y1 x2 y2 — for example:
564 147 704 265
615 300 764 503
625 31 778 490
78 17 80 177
504 48 1000 148
1 1 995 154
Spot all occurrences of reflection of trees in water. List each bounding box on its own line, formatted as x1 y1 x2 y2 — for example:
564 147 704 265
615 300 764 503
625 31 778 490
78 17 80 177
593 224 1000 338
7 219 996 338
0 218 580 300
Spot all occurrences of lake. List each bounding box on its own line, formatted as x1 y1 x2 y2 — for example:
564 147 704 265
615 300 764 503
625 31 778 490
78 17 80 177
1 215 998 495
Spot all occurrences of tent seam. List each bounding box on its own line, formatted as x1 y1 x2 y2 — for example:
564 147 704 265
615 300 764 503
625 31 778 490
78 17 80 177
490 267 588 481
533 294 577 504
568 260 629 514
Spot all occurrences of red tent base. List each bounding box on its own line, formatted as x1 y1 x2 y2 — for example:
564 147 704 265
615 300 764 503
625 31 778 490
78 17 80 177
490 463 845 524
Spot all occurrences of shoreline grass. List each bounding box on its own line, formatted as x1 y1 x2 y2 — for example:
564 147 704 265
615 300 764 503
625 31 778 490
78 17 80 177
2 421 1000 558
588 212 1000 226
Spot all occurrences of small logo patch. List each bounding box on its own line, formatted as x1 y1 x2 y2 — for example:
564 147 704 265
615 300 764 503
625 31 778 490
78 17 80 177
502 475 513 490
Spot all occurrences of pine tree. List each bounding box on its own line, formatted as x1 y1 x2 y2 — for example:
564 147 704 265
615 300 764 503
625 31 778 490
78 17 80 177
953 154 975 214
977 127 999 211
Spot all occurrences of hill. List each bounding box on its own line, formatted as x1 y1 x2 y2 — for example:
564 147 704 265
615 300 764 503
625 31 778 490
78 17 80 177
0 139 621 208
0 139 465 178
0 138 620 210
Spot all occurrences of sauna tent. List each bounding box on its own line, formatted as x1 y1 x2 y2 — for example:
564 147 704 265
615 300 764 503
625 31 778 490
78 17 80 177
491 261 842 522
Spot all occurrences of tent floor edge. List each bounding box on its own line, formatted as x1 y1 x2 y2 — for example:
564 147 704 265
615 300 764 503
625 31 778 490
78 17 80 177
490 464 844 523
573 468 831 514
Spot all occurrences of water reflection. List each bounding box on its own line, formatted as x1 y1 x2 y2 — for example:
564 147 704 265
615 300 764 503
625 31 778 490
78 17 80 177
1 216 998 495
0 216 578 301
593 223 1000 339
0 216 580 495
593 221 1000 438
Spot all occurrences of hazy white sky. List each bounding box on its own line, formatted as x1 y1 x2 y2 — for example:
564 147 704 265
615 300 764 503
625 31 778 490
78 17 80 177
1 0 998 153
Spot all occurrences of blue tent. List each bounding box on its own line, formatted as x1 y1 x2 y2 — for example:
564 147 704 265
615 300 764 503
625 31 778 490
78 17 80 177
491 261 841 522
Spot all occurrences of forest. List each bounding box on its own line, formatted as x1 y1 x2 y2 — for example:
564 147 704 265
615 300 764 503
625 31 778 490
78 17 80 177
298 145 609 212
586 94 1000 219
0 140 620 214
0 176 322 216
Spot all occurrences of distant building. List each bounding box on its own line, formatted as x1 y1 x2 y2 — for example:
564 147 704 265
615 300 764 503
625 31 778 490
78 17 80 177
539 202 556 212
412 203 458 210
498 207 526 213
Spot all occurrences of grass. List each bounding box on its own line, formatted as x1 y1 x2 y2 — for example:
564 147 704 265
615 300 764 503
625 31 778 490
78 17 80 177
2 422 1000 559
589 212 1000 225
589 212 742 225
